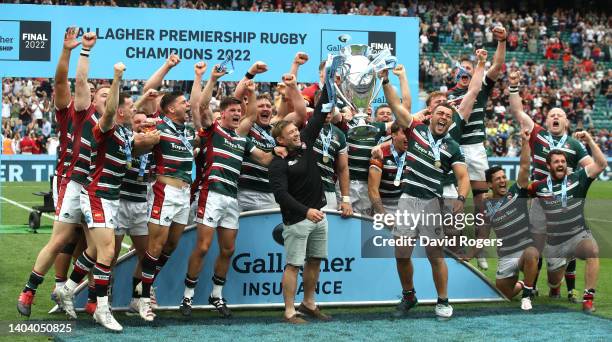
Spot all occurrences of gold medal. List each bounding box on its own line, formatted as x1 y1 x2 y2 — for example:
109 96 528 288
434 160 441 169
323 155 329 163
393 179 400 187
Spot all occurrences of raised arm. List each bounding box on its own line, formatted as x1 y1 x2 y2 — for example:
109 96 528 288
575 131 607 178
289 52 309 79
74 32 97 112
517 129 531 188
143 54 180 93
236 79 258 136
381 68 412 128
508 71 535 132
486 26 507 81
392 64 411 112
54 27 80 109
276 74 307 127
134 89 159 116
234 61 268 99
199 65 226 129
190 62 207 131
457 49 487 120
98 63 125 133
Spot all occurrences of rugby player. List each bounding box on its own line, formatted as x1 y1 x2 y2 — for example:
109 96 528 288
57 63 160 331
49 27 86 309
508 71 594 301
464 129 539 311
17 32 102 317
383 74 470 319
138 88 196 321
528 133 607 313
447 26 508 271
180 69 278 318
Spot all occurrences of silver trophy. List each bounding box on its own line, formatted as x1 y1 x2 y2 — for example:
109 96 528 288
333 44 397 139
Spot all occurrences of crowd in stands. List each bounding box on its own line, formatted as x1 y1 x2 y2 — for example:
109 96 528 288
2 0 611 158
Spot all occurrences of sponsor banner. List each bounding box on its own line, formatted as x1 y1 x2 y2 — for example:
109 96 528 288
0 155 56 182
72 211 503 310
0 4 419 110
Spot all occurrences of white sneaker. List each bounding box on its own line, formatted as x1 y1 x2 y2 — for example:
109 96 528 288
435 304 453 320
477 258 489 270
150 287 159 309
93 304 123 332
521 297 533 311
138 298 155 322
56 286 77 319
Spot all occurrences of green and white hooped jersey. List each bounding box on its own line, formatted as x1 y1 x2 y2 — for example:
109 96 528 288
402 121 466 199
313 124 347 192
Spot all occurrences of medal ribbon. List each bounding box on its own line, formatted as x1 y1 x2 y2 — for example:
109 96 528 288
426 130 443 166
390 142 406 186
547 175 568 208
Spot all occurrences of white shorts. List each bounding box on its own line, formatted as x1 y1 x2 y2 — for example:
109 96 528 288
461 143 489 182
55 179 84 224
196 190 240 229
496 250 523 279
188 192 199 226
529 199 547 234
545 230 596 271
396 194 443 239
149 181 191 226
80 191 119 229
323 191 339 210
116 200 149 236
350 180 371 216
238 189 278 212
382 197 399 213
52 175 61 208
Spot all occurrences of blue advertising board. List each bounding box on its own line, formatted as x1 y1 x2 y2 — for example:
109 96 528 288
68 210 503 311
0 4 420 110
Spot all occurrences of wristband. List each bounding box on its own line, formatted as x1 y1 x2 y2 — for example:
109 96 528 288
457 195 466 203
245 72 255 80
382 79 390 85
342 196 351 203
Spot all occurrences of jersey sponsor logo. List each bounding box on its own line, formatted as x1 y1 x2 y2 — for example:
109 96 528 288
93 211 105 223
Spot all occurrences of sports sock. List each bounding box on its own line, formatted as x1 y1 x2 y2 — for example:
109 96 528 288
87 285 97 303
132 277 141 298
93 263 112 299
55 275 67 290
437 297 449 306
402 289 416 300
66 252 95 291
23 270 45 294
154 252 170 279
565 259 576 293
184 274 198 299
522 285 534 298
141 252 158 298
211 274 226 298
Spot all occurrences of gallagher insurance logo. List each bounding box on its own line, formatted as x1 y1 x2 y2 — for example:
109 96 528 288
320 29 396 61
0 20 51 61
